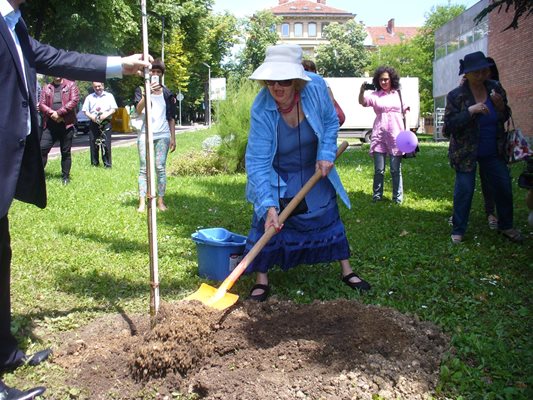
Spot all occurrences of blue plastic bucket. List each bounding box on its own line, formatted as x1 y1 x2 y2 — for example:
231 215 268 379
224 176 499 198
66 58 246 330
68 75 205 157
191 228 247 281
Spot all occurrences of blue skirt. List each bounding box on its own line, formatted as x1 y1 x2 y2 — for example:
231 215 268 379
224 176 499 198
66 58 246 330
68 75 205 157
244 189 351 274
245 116 350 273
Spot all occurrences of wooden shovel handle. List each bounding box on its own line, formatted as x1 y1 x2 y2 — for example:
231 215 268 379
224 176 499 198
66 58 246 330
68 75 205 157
216 141 349 294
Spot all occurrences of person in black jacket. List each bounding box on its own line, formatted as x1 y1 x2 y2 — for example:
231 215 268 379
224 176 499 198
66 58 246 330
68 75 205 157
0 0 150 397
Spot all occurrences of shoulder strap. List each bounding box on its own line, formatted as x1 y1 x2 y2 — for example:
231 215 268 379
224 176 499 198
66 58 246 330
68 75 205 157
397 90 406 130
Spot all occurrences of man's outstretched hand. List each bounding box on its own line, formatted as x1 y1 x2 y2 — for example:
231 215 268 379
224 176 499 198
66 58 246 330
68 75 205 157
121 54 153 76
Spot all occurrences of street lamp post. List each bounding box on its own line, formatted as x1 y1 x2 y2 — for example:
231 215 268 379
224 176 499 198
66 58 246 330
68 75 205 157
202 62 211 127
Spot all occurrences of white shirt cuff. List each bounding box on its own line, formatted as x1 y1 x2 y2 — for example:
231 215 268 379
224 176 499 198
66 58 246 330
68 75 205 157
106 56 122 79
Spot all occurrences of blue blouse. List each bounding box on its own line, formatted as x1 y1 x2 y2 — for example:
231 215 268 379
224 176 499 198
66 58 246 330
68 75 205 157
245 72 350 220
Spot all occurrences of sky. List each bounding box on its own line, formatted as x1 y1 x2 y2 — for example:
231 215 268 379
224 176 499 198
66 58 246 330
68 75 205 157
212 0 481 27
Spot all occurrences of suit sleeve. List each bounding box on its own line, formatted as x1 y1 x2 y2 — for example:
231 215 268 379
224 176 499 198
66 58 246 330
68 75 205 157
28 36 107 83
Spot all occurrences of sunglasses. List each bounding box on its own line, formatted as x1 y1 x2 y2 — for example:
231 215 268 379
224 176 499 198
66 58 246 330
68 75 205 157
265 79 293 87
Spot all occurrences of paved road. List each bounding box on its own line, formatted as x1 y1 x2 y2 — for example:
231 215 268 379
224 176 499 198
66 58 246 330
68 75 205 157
48 125 206 159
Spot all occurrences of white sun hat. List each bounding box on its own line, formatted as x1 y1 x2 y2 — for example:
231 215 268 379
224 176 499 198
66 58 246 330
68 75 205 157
249 44 311 82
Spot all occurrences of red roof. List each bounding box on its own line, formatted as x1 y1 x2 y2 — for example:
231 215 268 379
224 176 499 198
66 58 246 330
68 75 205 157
269 0 353 16
365 26 419 46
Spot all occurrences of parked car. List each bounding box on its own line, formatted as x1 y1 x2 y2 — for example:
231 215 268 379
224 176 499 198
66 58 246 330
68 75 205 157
75 110 90 135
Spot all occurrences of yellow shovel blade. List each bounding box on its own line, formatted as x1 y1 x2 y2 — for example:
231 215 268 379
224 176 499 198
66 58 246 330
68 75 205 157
184 283 240 311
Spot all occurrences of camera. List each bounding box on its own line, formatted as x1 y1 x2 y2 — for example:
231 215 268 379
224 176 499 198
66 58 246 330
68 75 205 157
364 82 376 91
150 75 161 85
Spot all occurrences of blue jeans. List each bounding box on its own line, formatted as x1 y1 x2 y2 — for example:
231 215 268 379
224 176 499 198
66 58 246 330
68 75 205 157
479 163 496 217
372 152 403 203
452 155 513 235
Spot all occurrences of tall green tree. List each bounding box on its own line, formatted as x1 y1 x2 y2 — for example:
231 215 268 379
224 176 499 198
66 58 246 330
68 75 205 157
411 5 466 114
21 0 238 121
21 0 138 54
370 5 465 114
165 28 191 94
368 40 425 80
238 10 281 78
314 20 369 77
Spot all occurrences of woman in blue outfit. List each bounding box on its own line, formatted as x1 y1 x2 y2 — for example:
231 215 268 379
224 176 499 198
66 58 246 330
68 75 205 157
444 51 523 244
244 44 371 301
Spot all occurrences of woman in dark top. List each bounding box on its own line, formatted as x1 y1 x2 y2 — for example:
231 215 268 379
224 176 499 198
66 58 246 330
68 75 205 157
444 51 523 243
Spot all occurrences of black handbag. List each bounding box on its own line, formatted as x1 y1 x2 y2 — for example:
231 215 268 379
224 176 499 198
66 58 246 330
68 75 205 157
398 90 419 159
402 145 420 158
278 196 308 216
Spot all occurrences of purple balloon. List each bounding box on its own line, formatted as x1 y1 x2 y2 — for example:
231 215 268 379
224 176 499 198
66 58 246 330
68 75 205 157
396 130 418 153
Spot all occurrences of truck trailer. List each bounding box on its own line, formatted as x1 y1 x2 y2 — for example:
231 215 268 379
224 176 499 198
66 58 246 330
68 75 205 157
324 77 421 143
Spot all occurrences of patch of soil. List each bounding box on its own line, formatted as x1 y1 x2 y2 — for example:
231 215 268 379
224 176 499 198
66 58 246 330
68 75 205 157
53 299 449 399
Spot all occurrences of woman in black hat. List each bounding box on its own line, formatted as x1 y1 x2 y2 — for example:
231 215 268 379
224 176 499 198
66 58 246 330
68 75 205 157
444 51 523 243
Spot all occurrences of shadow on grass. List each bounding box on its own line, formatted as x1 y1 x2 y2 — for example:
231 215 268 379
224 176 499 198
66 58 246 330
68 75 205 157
58 227 148 254
144 179 251 237
11 302 140 352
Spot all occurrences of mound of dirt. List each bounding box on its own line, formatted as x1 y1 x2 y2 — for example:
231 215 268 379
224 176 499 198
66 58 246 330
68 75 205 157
53 299 449 399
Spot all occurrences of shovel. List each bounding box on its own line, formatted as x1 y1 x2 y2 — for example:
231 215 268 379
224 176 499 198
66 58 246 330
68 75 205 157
185 141 349 310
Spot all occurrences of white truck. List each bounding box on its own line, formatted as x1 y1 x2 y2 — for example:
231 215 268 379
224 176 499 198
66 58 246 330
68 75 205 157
324 77 421 142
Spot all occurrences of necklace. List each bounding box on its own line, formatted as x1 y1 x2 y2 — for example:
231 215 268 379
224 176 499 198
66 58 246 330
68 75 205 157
277 93 300 114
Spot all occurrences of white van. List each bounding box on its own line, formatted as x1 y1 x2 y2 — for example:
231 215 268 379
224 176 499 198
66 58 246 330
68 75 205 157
324 77 421 142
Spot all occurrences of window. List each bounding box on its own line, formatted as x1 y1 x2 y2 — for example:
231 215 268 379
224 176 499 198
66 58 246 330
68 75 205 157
435 45 446 60
308 22 317 37
281 23 289 37
434 97 446 110
447 39 459 53
294 23 303 37
434 20 489 60
321 22 329 37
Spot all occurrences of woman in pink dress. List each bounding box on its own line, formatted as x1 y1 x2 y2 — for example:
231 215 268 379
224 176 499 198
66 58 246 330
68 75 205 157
359 66 408 204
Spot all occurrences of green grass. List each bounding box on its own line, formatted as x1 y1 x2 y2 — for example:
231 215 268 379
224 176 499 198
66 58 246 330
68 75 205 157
4 131 532 399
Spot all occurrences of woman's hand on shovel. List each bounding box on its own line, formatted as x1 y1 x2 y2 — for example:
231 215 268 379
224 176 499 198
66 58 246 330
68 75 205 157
316 160 334 177
265 207 284 233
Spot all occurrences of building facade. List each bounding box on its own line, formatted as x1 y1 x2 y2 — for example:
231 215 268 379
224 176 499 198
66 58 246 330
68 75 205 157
267 1 418 57
268 0 354 58
364 18 419 48
433 0 532 138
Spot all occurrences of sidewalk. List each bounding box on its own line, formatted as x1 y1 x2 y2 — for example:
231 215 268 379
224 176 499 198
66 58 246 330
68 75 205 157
48 124 207 159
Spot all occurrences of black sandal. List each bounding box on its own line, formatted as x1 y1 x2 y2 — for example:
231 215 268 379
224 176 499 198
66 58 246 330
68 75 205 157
247 283 270 302
342 273 371 292
498 228 524 243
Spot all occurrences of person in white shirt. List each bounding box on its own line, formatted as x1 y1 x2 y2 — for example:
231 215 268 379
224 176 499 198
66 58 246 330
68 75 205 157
82 81 118 168
134 60 176 211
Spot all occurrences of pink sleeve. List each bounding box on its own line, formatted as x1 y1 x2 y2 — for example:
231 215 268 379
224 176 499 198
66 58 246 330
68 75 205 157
364 91 377 107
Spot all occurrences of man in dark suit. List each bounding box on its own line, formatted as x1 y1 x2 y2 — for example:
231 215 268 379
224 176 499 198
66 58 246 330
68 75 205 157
0 0 150 398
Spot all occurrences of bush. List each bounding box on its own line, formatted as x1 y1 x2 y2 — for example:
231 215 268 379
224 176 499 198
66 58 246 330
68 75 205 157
214 77 259 173
168 150 227 176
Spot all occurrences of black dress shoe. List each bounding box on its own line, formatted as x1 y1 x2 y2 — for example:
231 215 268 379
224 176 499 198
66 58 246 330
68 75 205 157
4 349 52 371
25 349 52 367
0 385 46 400
342 273 371 292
